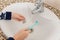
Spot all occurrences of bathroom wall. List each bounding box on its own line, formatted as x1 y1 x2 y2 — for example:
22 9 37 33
44 0 60 10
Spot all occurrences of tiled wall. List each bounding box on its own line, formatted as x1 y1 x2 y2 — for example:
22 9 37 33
44 0 60 10
0 0 35 11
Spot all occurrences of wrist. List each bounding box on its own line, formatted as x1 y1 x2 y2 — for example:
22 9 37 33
13 35 25 40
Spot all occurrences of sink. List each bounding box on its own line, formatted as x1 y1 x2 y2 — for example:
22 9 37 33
0 3 60 40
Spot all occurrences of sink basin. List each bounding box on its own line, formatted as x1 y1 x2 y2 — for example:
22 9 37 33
0 3 60 40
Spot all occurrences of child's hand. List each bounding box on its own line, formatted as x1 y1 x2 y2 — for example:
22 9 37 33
13 28 31 40
12 12 25 21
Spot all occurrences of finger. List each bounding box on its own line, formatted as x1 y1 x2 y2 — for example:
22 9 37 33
14 15 24 21
21 28 33 33
20 28 28 31
13 18 22 21
19 15 25 20
26 30 31 33
17 16 25 21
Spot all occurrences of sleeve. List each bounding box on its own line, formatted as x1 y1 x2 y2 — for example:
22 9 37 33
7 37 15 40
0 12 12 20
5 12 12 20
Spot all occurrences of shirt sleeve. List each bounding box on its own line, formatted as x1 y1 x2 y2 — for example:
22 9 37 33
5 12 12 20
7 37 14 40
0 12 12 20
0 12 2 19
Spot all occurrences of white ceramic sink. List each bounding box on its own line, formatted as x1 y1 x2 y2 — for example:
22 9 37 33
0 3 60 40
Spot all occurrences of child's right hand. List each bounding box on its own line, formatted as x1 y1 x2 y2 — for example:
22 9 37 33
13 28 31 40
12 12 25 21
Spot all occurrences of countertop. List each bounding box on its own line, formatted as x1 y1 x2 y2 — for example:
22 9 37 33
0 0 60 40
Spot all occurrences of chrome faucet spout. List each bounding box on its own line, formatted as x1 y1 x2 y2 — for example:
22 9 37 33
32 0 44 14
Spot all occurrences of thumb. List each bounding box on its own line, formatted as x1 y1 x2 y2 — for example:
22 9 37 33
25 29 32 33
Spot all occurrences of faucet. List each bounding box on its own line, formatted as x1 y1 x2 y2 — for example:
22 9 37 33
32 0 44 14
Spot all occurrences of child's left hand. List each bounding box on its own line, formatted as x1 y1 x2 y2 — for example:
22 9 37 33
12 12 25 21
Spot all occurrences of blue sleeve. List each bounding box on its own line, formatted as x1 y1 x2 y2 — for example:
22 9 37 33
7 37 14 40
0 12 12 20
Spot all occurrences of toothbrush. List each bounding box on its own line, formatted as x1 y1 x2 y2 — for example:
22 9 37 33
28 21 39 32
